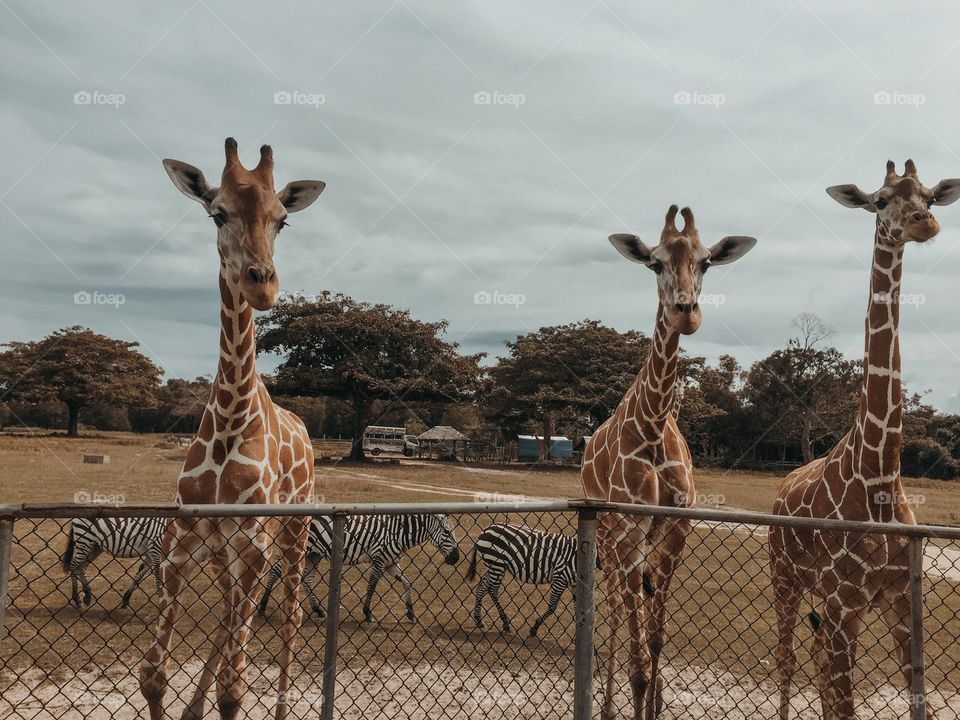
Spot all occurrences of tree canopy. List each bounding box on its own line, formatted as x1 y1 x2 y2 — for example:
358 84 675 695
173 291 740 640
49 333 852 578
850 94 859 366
0 326 163 436
257 292 483 459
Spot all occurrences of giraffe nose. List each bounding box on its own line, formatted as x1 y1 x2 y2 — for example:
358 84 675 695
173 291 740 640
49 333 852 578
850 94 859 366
911 210 932 223
246 265 275 285
674 303 698 314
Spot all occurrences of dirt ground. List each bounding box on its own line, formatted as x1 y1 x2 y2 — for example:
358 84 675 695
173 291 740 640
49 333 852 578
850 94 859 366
1 431 959 719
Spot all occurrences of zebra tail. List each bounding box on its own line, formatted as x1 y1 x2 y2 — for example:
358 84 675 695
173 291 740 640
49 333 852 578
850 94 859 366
466 544 478 582
61 523 75 573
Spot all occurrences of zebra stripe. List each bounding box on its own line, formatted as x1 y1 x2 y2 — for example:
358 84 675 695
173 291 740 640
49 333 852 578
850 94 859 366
258 513 460 622
468 522 579 636
60 517 166 610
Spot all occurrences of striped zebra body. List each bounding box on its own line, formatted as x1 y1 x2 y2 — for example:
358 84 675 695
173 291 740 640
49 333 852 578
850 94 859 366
60 517 166 610
259 513 460 622
468 522 580 636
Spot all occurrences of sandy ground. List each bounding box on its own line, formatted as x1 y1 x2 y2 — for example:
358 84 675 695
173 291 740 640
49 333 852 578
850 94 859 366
4 656 959 720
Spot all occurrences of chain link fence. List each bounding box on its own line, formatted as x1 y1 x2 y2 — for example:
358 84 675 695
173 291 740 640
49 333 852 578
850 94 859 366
0 501 957 719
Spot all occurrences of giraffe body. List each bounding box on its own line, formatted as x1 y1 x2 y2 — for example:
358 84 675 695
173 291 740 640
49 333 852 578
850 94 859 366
769 160 960 720
582 205 756 719
139 138 326 720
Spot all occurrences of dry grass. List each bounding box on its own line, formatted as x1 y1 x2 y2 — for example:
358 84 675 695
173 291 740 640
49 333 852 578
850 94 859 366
0 431 958 718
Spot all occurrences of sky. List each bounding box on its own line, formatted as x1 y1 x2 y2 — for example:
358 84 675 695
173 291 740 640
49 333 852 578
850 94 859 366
4 2 960 410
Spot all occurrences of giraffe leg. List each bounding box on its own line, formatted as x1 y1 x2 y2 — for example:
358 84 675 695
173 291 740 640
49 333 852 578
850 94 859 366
642 517 691 719
811 596 866 720
273 515 309 720
770 573 803 720
214 526 272 720
598 531 629 720
140 519 205 720
878 590 936 720
182 552 233 720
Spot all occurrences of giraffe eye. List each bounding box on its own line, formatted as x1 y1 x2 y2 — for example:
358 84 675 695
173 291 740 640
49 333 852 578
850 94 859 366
701 260 711 273
209 211 226 227
650 261 663 275
278 219 290 231
874 197 888 210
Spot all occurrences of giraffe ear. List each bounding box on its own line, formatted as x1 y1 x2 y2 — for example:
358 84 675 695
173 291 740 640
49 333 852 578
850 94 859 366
707 236 757 266
609 233 656 267
930 179 960 206
162 160 216 208
826 184 876 212
277 181 326 213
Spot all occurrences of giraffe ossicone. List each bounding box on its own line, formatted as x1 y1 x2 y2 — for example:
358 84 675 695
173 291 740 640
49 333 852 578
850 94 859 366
139 137 326 720
769 160 960 720
582 205 756 719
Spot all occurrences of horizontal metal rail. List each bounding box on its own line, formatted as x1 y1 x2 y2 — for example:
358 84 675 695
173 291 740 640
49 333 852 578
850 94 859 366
1 499 958 539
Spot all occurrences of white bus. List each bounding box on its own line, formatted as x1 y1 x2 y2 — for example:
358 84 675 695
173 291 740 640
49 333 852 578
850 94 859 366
362 426 419 457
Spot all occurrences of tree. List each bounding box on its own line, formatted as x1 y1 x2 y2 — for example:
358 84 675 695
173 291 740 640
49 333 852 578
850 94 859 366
0 326 163 437
486 320 655 460
742 315 860 464
257 292 483 460
128 376 212 434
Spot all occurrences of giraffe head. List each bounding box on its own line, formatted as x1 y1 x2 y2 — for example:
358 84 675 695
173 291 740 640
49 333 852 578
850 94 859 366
161 137 326 310
826 159 960 247
609 205 757 335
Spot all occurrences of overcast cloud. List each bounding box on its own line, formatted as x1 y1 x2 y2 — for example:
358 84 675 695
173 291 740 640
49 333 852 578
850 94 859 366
4 2 960 410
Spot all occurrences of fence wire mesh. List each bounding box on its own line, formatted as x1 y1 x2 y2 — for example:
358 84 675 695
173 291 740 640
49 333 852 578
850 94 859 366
0 503 957 719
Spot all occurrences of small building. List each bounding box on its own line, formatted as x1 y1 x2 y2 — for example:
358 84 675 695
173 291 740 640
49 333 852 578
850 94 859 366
418 425 469 461
517 435 573 462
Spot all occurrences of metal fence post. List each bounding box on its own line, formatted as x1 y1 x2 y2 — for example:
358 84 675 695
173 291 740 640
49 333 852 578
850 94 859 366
0 519 12 642
573 508 598 720
320 514 346 720
907 536 926 720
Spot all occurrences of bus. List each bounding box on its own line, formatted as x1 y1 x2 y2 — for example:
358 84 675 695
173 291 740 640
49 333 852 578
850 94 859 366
362 426 419 457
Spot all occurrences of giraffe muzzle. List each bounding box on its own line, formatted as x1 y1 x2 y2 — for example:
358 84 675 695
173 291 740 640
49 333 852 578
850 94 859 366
905 214 939 243
241 264 280 310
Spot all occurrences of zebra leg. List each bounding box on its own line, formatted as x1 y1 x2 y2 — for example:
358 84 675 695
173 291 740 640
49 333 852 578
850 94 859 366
387 563 416 622
301 559 326 618
488 572 511 633
363 558 387 623
122 561 151 608
473 573 489 630
257 561 282 616
71 546 101 610
530 576 566 638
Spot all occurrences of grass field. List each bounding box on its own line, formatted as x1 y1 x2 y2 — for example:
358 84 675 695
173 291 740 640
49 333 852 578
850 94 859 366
1 431 959 719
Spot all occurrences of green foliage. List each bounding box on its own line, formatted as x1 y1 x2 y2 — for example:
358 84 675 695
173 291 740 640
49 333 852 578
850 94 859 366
257 292 483 459
0 326 162 437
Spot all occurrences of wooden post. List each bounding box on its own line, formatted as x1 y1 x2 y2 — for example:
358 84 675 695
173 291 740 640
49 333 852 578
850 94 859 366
320 514 346 720
573 509 598 720
908 536 926 720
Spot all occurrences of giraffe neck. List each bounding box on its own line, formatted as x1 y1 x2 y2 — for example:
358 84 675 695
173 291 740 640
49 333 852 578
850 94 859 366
850 230 904 483
206 270 263 431
629 305 680 431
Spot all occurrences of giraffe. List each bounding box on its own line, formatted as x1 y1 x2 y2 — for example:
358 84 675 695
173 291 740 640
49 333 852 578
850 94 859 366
139 137 326 720
581 205 756 719
769 159 960 720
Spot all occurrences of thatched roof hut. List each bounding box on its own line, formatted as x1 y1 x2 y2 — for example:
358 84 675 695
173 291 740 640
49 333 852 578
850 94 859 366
418 425 469 460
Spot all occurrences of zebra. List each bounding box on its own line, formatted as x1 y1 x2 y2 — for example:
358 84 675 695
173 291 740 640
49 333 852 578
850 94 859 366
258 513 460 622
468 522 596 637
60 517 165 610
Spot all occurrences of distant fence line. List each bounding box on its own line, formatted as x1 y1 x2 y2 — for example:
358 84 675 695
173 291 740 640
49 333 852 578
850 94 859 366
0 500 958 719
